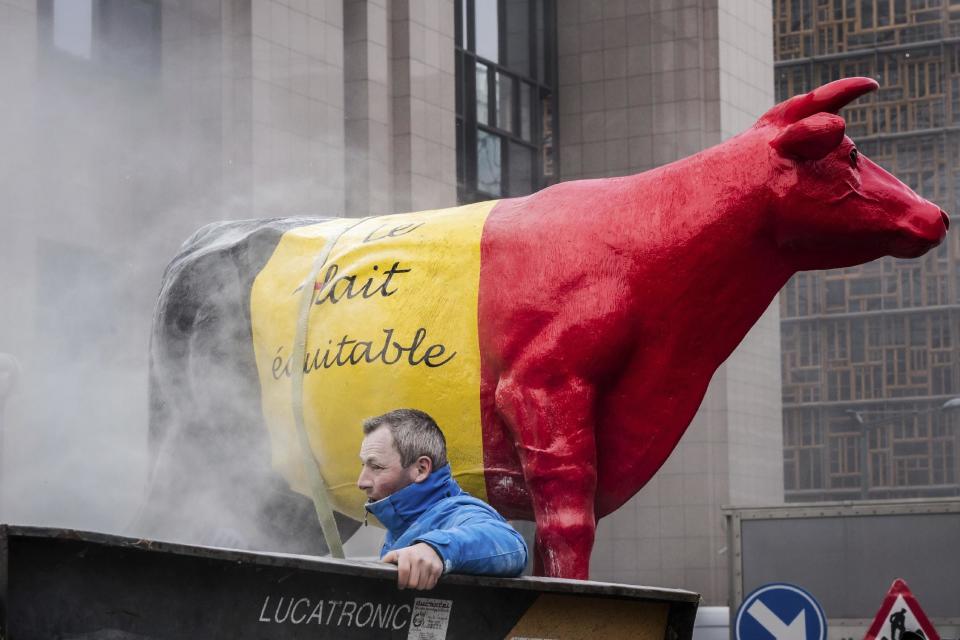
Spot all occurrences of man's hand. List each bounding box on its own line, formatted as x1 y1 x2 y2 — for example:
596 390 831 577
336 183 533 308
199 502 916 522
381 542 443 590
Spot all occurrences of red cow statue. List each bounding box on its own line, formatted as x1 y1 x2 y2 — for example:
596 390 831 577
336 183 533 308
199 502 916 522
140 78 948 579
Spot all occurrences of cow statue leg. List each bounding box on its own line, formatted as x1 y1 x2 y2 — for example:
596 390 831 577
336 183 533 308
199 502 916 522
495 371 597 579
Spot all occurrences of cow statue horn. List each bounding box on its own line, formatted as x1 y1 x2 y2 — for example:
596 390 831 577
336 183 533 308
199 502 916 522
760 76 878 125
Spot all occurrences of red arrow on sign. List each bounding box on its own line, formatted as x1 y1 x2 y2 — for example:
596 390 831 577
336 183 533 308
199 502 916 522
863 579 940 640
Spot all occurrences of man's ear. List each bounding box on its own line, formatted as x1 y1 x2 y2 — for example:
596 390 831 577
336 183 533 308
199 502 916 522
412 455 433 483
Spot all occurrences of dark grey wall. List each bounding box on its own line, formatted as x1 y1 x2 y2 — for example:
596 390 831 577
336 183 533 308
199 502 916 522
741 513 960 619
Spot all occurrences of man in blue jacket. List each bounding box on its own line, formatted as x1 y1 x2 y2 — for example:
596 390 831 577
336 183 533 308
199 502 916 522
357 408 528 590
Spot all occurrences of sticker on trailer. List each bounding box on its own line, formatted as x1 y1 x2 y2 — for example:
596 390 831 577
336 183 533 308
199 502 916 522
407 597 453 640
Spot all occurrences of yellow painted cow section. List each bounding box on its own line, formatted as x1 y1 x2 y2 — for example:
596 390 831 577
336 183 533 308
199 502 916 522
250 202 496 522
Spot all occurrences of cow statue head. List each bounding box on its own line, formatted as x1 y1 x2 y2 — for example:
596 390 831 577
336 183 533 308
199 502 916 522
758 77 948 270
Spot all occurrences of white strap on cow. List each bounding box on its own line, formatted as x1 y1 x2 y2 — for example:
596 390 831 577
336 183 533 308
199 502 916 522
290 216 372 558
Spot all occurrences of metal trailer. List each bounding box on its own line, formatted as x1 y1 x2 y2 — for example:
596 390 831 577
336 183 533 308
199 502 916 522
723 498 960 640
0 525 699 640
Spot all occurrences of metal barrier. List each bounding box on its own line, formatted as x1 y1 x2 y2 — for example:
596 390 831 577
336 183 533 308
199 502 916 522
0 525 699 639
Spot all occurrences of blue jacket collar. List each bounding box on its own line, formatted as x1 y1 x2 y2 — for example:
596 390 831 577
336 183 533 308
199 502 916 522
365 464 463 537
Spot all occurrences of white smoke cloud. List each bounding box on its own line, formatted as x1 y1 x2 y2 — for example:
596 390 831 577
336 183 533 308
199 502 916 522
0 0 384 556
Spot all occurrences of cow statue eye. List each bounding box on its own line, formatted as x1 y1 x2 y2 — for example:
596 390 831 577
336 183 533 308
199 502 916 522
849 147 859 167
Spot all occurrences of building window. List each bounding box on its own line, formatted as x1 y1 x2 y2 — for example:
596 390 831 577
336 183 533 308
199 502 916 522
39 0 161 76
455 0 557 203
52 0 93 59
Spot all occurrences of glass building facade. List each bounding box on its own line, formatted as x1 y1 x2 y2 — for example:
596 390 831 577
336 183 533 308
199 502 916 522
775 0 960 501
454 0 557 203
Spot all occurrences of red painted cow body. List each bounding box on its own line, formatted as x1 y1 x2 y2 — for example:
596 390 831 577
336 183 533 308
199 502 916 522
475 77 947 577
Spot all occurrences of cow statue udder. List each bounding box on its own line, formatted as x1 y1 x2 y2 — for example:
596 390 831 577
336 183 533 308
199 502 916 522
139 78 948 579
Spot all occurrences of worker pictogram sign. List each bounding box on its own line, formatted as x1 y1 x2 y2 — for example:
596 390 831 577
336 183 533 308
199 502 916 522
864 579 940 640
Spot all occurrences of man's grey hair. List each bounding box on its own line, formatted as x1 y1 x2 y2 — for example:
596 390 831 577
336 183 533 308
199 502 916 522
362 408 448 469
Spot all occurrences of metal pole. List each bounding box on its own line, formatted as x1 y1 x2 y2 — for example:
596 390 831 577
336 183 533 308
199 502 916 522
846 410 869 499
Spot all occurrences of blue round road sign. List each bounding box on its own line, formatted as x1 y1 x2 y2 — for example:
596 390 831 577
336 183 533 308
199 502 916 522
734 583 827 640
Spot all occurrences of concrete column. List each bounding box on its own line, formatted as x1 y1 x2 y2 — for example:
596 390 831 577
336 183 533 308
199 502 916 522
389 0 457 212
716 0 782 509
344 0 391 217
0 0 38 365
557 0 721 180
558 0 779 604
0 1 35 521
249 0 344 216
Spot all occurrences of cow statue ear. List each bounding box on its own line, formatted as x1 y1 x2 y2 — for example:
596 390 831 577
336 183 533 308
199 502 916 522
770 112 846 161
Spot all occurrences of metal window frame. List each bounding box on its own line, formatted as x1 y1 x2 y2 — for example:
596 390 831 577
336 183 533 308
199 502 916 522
37 0 162 77
455 0 558 204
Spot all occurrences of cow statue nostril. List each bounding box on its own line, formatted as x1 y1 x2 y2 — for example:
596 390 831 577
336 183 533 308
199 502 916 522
942 210 950 231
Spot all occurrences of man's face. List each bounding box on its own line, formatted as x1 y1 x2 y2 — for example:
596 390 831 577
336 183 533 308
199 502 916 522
357 426 418 502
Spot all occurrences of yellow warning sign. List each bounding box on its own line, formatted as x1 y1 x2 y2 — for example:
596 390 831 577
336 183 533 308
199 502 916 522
250 202 496 521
